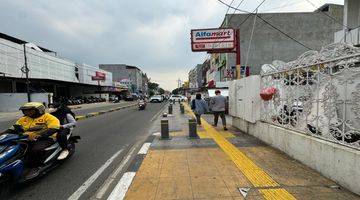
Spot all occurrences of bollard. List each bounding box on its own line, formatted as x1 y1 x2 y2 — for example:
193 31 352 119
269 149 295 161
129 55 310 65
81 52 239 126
180 104 185 114
188 118 198 139
169 104 172 115
161 119 170 140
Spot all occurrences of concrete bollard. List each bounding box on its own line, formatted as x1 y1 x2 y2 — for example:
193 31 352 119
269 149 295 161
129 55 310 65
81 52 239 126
161 119 170 140
188 118 198 139
180 104 185 114
168 104 172 114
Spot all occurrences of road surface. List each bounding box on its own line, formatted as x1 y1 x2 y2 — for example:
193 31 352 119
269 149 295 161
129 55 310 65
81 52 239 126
6 102 165 200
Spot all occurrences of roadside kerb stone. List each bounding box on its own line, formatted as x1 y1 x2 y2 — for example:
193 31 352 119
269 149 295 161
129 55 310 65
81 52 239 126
75 103 137 121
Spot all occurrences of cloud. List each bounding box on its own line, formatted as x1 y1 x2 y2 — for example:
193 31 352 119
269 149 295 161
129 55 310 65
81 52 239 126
0 0 344 90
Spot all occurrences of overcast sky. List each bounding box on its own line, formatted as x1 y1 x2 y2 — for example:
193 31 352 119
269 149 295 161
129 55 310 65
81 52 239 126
0 0 343 90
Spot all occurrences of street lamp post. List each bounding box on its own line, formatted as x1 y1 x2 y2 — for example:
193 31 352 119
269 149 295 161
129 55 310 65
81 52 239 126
23 44 31 102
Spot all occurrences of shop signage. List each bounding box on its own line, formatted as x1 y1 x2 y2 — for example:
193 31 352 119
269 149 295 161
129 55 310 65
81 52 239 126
191 28 235 52
92 71 106 81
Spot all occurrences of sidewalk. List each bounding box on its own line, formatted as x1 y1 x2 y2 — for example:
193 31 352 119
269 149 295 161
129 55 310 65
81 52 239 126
122 103 359 200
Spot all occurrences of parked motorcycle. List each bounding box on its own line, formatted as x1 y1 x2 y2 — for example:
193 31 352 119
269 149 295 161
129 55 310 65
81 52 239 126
0 125 80 197
138 100 146 110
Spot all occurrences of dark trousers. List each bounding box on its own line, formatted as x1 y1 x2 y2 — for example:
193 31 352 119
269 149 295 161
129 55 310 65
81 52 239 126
28 139 54 167
213 111 226 127
56 128 70 149
195 114 202 125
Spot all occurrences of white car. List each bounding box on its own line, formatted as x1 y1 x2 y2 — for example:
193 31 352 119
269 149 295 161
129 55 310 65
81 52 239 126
150 95 163 103
170 95 186 102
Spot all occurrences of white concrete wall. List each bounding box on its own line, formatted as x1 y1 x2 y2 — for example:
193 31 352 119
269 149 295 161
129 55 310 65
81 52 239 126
232 117 360 195
0 93 51 112
78 64 113 86
229 76 261 123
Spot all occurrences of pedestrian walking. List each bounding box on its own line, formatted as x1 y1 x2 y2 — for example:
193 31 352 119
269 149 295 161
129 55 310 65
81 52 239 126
210 90 228 130
191 93 209 125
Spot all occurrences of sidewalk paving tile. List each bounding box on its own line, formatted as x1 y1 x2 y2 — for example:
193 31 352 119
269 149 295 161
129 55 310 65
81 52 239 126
124 103 360 200
155 177 193 199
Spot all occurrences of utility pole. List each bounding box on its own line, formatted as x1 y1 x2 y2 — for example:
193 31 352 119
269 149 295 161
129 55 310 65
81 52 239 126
23 44 31 102
177 78 182 88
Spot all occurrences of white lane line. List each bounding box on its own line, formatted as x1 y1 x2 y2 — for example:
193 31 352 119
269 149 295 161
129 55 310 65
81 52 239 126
68 149 124 200
138 143 151 155
150 104 167 122
95 144 139 199
107 172 136 200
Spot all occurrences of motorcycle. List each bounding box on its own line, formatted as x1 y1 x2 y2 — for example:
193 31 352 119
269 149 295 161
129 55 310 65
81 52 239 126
138 100 146 110
0 125 80 197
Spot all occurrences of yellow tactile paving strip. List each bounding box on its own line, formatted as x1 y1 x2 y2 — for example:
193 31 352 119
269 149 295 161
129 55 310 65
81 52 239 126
183 103 296 200
198 130 236 139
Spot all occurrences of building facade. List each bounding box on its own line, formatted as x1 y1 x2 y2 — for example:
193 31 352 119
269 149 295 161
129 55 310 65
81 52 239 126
334 0 360 46
212 4 344 83
188 64 203 91
99 64 145 94
0 32 114 111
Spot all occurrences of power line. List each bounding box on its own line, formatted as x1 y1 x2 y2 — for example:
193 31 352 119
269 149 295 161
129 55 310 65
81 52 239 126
304 0 350 30
217 0 313 50
238 0 266 27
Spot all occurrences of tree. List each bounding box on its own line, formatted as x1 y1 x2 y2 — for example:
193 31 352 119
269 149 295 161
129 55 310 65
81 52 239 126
148 82 159 91
172 87 183 95
158 88 165 95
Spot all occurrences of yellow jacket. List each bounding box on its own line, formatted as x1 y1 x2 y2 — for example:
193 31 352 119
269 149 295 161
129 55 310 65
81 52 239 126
15 113 60 139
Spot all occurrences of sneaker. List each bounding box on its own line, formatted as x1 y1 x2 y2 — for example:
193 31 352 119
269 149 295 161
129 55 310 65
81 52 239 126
25 168 40 180
212 124 217 127
58 149 69 160
224 127 228 131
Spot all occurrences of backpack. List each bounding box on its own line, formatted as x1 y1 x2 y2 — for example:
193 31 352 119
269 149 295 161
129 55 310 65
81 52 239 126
191 99 196 110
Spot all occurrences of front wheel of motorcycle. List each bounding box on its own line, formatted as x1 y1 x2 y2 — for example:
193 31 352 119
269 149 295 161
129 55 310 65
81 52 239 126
0 175 13 198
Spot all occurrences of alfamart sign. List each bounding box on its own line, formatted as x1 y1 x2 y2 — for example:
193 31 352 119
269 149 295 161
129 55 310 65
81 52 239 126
191 28 235 52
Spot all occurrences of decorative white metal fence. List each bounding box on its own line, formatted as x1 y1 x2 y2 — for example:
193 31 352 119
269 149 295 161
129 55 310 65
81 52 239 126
260 43 360 149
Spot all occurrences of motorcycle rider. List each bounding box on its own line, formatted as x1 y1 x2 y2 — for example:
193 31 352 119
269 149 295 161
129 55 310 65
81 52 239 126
2 102 60 178
48 102 77 160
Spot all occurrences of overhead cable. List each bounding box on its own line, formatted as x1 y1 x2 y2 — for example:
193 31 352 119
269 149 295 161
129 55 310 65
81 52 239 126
217 0 313 50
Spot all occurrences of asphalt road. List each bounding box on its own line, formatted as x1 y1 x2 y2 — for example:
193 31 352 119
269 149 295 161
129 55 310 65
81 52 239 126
6 102 165 200
0 101 135 131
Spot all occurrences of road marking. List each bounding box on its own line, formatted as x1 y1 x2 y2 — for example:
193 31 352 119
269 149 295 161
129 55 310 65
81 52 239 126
67 148 124 200
150 103 167 122
107 172 136 200
95 144 139 199
138 143 151 154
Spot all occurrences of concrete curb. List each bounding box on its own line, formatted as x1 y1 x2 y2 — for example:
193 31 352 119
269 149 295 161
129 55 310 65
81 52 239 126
75 103 137 121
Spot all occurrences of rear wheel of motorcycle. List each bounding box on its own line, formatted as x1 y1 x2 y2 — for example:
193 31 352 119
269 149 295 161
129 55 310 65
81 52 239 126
67 141 76 158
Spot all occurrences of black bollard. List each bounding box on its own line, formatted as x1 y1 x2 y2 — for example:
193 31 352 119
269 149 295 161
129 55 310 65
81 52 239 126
168 104 173 114
188 118 198 139
161 119 170 140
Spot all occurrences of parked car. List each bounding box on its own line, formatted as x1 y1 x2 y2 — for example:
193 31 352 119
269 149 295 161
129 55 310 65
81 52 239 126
169 95 185 102
150 95 163 103
124 94 134 101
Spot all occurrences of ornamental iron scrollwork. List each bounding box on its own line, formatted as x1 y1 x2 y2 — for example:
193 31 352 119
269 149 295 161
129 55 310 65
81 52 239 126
260 43 360 149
